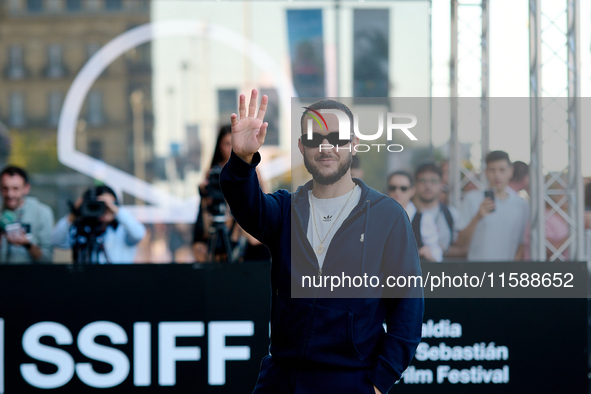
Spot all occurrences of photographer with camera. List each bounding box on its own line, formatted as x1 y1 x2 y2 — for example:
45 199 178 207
193 125 270 263
52 185 146 264
0 165 54 263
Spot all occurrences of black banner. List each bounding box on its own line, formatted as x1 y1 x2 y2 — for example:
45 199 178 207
0 264 271 393
0 263 587 393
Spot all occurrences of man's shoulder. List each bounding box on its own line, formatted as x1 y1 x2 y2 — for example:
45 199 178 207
23 197 53 218
463 189 483 202
366 187 406 218
508 192 529 207
506 193 529 219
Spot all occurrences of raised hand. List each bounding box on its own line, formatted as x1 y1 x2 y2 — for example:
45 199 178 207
230 89 268 164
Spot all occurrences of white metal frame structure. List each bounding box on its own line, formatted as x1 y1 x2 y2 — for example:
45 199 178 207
449 0 490 209
529 0 585 261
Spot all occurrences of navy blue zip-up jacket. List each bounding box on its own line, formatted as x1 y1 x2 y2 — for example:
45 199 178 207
221 151 423 394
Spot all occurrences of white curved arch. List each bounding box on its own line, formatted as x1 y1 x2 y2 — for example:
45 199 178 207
58 20 296 222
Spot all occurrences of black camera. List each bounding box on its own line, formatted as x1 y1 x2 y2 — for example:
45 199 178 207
79 200 107 220
205 165 227 217
68 187 114 264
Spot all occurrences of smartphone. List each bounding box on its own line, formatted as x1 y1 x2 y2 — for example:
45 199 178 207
5 222 22 236
484 190 495 212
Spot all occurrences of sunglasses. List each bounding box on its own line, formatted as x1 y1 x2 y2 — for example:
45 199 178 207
388 185 410 192
300 132 352 148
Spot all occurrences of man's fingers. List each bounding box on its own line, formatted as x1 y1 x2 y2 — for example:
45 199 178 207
248 89 258 117
231 113 238 128
258 122 268 145
239 94 246 119
257 95 268 120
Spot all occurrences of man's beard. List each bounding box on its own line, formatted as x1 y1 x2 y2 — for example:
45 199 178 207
418 194 437 204
303 152 352 185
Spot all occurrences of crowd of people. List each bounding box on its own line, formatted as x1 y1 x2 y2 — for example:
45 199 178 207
1 140 590 265
386 152 591 262
0 165 145 264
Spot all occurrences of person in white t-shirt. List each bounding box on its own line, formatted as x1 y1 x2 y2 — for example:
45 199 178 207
456 151 529 261
413 162 462 261
387 170 442 262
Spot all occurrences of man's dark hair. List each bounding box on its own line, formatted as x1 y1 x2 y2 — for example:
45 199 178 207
485 150 511 165
415 162 442 180
210 125 232 169
388 171 414 187
511 161 529 182
0 165 28 184
300 99 354 134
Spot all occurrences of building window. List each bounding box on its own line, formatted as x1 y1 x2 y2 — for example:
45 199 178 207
27 0 43 12
87 91 103 126
66 0 81 11
105 0 122 10
86 43 101 60
9 0 23 13
353 9 390 97
9 92 25 128
88 140 103 160
46 0 61 11
48 91 63 126
286 9 326 97
217 89 237 121
260 88 279 145
7 45 25 80
46 44 66 79
85 0 101 11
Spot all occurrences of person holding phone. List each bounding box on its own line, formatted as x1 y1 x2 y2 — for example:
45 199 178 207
455 151 529 261
0 165 54 263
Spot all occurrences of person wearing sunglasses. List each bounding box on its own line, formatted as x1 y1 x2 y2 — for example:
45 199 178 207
220 90 423 394
387 171 415 210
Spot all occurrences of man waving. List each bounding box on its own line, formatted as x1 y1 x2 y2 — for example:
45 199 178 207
221 90 423 394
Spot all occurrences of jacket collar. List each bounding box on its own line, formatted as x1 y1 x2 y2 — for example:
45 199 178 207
292 178 376 228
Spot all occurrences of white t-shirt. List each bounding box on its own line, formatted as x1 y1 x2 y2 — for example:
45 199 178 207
307 185 362 269
405 201 443 262
457 190 529 261
420 204 461 253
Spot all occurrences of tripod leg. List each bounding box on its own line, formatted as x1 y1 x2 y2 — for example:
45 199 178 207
208 230 219 262
221 228 235 263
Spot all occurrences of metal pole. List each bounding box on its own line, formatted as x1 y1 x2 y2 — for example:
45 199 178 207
529 0 545 260
449 0 461 209
131 90 145 205
335 0 340 97
480 0 490 185
567 0 585 260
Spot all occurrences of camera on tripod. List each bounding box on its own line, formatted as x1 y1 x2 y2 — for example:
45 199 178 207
201 165 237 263
68 188 112 264
205 165 227 218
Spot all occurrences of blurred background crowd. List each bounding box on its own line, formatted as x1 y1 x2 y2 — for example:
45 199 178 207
0 0 590 264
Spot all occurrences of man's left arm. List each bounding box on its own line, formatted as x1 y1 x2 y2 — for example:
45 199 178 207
367 211 424 394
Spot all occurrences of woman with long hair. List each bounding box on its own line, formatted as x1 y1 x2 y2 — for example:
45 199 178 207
192 125 269 263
